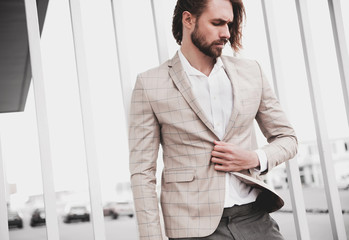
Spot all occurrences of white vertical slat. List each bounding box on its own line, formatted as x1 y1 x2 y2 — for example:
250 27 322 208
110 0 133 122
327 0 349 125
294 0 347 239
150 0 169 64
284 161 310 240
68 1 106 239
0 136 10 240
23 1 60 239
261 1 311 239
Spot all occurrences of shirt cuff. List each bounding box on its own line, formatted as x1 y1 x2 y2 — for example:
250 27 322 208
254 149 268 173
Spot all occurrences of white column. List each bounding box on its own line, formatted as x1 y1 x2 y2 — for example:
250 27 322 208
261 1 310 239
23 0 60 239
68 1 106 239
295 0 347 239
327 0 349 125
0 136 9 240
150 0 169 64
110 0 133 122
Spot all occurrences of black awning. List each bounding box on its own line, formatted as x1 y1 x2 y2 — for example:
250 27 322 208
0 0 49 113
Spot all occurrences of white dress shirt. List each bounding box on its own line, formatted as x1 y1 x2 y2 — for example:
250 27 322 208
178 49 267 207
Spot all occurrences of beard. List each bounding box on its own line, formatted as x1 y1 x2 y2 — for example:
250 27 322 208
191 22 228 58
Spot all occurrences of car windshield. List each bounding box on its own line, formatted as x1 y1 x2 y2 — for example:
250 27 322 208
70 206 87 214
7 210 19 219
7 210 19 218
72 206 85 210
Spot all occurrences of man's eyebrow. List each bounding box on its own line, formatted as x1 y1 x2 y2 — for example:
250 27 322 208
211 18 233 23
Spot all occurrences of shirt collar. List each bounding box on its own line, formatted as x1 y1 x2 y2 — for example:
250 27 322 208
178 49 224 77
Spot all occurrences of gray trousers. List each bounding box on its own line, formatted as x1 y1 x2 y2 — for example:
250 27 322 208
169 202 284 240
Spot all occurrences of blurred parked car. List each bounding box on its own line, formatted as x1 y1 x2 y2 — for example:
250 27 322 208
63 204 90 223
110 201 134 219
338 174 349 190
8 208 23 229
30 208 46 227
103 202 115 217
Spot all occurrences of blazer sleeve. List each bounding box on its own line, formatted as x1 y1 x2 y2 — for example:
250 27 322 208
255 62 298 173
128 75 163 239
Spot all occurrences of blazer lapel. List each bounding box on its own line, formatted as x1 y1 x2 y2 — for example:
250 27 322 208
221 56 241 141
168 53 217 135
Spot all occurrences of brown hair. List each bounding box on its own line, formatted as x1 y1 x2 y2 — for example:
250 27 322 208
172 0 245 52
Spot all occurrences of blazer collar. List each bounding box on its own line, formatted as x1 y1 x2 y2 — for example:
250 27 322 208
168 52 216 135
168 53 241 140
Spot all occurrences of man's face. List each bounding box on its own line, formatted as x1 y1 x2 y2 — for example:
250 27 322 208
190 0 234 58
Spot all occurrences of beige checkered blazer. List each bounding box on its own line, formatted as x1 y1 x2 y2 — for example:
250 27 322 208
129 53 297 239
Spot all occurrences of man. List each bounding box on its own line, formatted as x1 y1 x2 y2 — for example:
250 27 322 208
129 0 297 239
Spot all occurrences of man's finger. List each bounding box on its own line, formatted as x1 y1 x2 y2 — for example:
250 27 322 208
213 144 233 154
214 164 227 172
214 140 226 146
211 157 226 165
213 145 224 152
211 150 226 159
214 140 234 147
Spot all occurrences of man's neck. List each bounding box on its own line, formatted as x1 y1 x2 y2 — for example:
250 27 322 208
180 45 215 77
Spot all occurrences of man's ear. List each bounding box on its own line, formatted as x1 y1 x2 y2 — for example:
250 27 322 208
182 11 195 29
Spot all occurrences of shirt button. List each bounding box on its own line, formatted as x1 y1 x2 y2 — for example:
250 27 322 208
213 96 217 100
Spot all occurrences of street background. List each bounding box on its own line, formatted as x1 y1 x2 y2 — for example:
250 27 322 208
8 187 349 240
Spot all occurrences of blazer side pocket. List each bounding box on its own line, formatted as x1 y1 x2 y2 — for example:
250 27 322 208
164 169 195 183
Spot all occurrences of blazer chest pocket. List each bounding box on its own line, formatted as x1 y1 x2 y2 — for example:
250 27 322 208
164 169 195 183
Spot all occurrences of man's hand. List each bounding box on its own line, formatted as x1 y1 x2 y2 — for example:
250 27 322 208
211 140 259 172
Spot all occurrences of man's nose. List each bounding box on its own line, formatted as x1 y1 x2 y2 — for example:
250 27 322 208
220 25 230 39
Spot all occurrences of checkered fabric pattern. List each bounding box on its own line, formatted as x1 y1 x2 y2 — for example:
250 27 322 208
128 53 297 239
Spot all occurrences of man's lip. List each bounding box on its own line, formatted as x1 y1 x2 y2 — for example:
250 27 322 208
215 41 226 45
